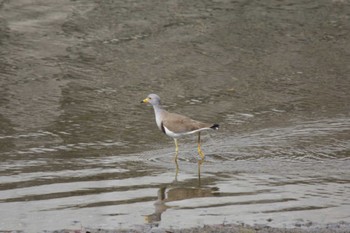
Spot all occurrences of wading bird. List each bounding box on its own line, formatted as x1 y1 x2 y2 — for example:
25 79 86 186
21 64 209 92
141 94 219 162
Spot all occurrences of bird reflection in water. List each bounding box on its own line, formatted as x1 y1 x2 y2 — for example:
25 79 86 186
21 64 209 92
144 160 219 226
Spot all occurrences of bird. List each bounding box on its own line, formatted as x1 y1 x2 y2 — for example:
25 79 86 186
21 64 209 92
141 93 219 162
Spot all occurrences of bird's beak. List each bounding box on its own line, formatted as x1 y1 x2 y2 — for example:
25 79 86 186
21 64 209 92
141 98 149 104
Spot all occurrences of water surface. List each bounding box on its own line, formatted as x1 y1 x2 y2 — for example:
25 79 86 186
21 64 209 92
0 0 349 232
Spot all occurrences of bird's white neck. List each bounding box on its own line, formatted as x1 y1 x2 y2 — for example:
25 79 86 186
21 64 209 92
152 104 164 130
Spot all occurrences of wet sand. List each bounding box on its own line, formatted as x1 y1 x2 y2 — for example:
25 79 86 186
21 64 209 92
0 0 349 232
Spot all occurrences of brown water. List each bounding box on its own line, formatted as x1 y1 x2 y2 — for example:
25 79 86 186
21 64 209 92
0 0 349 232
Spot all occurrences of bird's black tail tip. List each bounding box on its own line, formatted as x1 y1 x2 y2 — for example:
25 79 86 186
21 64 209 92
210 124 220 130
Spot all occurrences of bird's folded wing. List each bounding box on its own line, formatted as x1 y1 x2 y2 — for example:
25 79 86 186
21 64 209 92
162 112 211 133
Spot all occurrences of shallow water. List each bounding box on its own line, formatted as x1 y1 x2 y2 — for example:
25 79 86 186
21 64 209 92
0 0 350 232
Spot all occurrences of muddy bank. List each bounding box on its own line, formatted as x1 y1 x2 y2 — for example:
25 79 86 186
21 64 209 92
53 221 350 233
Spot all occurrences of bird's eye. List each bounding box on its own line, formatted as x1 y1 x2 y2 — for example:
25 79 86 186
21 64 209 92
149 97 152 100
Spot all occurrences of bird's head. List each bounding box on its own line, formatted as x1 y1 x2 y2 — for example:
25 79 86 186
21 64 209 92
141 93 161 106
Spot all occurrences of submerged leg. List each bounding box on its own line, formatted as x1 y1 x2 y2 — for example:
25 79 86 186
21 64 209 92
174 158 179 181
172 138 179 179
197 159 204 186
197 132 205 160
174 138 179 162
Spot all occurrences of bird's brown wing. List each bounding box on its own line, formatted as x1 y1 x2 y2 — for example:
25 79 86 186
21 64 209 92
162 112 211 133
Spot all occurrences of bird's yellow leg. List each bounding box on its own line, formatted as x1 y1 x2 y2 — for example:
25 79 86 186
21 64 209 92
197 132 205 160
174 138 179 162
174 159 179 181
